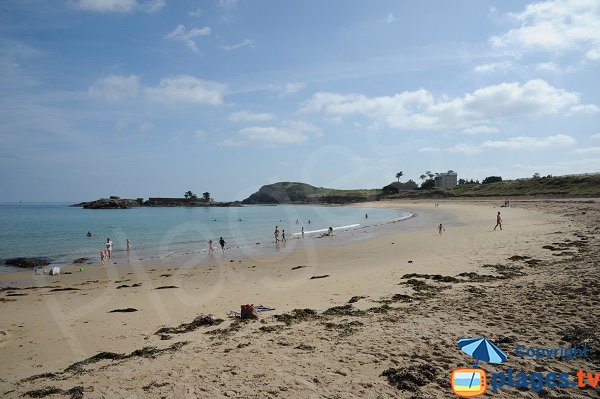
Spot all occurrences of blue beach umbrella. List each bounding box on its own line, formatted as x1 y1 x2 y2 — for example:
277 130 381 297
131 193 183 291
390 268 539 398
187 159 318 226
458 337 508 364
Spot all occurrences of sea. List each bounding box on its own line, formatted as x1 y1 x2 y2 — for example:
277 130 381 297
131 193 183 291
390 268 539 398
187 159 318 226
0 203 411 270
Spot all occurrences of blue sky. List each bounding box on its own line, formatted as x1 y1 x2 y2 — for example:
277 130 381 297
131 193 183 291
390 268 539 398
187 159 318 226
1 0 599 202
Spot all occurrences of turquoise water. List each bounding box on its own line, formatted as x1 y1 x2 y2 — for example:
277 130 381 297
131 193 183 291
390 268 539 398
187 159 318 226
0 203 409 268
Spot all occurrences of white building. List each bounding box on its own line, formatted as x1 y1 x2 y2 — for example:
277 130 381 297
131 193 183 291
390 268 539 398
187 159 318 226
434 171 457 188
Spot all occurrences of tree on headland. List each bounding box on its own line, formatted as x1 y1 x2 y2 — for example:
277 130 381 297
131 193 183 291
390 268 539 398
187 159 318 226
532 172 540 179
395 171 404 182
426 171 434 180
184 191 194 199
419 174 427 183
482 176 502 184
203 192 211 201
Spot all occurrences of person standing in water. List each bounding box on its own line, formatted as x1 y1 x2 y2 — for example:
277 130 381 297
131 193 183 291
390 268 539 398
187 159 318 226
126 239 132 251
494 212 503 231
438 224 445 235
282 230 286 243
219 237 226 253
105 238 114 260
274 226 279 243
301 226 304 238
208 240 215 256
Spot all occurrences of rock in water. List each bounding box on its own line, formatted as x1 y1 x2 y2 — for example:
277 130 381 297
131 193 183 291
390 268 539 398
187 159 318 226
5 257 50 268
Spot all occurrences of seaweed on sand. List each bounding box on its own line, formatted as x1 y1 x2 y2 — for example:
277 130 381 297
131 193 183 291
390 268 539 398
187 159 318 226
273 309 320 325
155 317 223 335
381 364 438 391
322 304 365 317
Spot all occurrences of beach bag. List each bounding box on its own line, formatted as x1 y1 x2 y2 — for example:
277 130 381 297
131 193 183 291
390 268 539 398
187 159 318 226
240 304 258 319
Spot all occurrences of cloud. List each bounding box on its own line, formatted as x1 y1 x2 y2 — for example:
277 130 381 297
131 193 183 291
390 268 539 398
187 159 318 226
88 74 140 100
302 79 584 130
188 7 202 17
381 13 397 24
229 111 274 122
574 146 600 153
217 0 238 8
490 0 600 58
220 38 255 51
69 0 164 13
280 82 306 96
89 74 226 105
567 104 600 115
419 134 576 154
481 133 576 149
535 61 562 73
586 46 600 60
145 75 225 105
591 133 600 139
473 61 514 73
234 120 321 146
462 126 499 135
166 25 211 52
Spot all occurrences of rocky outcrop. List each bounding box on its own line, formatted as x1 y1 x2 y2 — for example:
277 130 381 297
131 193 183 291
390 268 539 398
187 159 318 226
72 198 141 209
5 257 51 268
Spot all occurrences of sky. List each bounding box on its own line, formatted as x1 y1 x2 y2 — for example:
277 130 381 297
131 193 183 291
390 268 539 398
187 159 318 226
0 0 599 202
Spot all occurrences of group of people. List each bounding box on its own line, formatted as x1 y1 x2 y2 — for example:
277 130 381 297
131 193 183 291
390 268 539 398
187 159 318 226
208 237 226 255
97 237 131 264
274 226 287 243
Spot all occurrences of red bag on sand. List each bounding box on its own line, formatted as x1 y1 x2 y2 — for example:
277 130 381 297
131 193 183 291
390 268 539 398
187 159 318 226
240 304 258 319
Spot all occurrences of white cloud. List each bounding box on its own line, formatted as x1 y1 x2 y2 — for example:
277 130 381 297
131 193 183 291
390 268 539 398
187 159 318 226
473 61 514 73
88 74 140 100
280 82 306 96
586 46 600 59
462 126 499 135
188 7 202 17
490 0 600 58
419 134 576 154
302 79 582 130
166 25 211 52
145 75 225 105
567 104 600 115
235 120 321 146
574 146 600 153
218 0 238 8
480 134 576 149
90 74 226 105
229 111 274 122
69 0 164 13
535 61 562 73
220 38 255 51
381 13 397 24
591 133 600 139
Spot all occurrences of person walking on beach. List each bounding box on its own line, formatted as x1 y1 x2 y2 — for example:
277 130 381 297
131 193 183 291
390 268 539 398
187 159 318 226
208 240 215 256
438 223 445 235
105 238 114 260
282 230 286 243
274 226 279 243
219 237 226 254
301 226 304 238
494 212 503 231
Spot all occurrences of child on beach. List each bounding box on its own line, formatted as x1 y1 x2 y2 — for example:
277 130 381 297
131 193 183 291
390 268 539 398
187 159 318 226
282 230 286 243
100 250 106 264
208 240 215 256
219 237 226 254
438 223 445 235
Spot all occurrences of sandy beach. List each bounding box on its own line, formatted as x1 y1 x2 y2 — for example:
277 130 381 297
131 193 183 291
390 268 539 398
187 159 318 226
1 200 598 398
